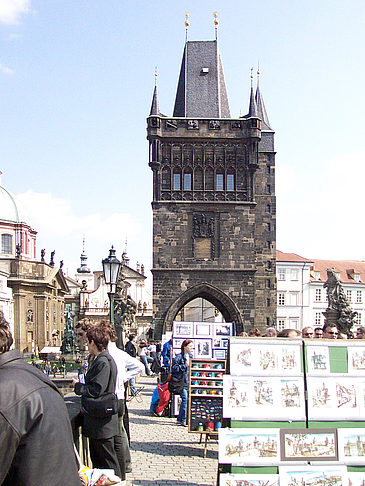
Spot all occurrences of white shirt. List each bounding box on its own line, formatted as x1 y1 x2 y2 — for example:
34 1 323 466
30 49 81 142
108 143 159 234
107 342 145 399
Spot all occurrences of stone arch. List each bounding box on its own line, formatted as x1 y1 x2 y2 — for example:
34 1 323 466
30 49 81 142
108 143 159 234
163 282 243 334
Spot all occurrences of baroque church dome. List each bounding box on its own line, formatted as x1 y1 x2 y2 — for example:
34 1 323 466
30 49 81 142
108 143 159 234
0 172 27 223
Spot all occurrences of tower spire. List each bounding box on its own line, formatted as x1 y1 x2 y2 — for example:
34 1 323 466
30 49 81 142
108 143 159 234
77 237 90 274
185 13 190 42
213 12 219 40
149 69 160 116
248 67 258 118
255 66 272 129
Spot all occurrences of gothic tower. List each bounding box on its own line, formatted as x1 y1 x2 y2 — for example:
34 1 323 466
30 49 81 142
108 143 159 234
147 38 276 338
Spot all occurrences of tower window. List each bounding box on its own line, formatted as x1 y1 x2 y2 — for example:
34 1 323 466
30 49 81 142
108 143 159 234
216 173 224 191
184 173 192 190
226 173 235 191
1 234 12 254
173 172 181 190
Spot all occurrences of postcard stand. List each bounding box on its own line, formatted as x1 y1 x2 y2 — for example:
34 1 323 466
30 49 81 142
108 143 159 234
188 358 226 457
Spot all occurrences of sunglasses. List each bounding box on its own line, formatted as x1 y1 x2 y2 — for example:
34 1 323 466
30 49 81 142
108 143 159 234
327 331 338 335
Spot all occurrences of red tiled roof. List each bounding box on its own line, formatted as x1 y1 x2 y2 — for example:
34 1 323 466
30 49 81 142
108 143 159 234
276 250 312 263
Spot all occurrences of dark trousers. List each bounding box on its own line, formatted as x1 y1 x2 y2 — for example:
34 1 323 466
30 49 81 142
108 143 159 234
114 399 131 479
89 436 121 478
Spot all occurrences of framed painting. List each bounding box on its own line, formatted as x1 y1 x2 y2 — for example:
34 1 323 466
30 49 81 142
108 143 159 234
194 338 212 359
214 323 233 337
213 349 226 360
280 428 338 462
173 321 193 338
219 428 280 465
279 465 347 486
348 346 365 375
338 428 365 464
219 474 279 486
306 345 330 375
194 322 211 338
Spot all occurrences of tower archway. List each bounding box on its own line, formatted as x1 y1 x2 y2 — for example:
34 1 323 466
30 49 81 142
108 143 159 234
163 283 243 335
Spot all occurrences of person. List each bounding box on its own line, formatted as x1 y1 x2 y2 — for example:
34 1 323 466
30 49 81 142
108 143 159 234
138 339 154 376
73 323 121 479
322 324 339 339
248 327 261 337
314 327 323 338
356 327 365 339
125 334 140 395
264 327 277 338
102 321 144 480
277 328 301 338
171 338 194 426
161 337 172 368
302 326 314 338
0 312 80 486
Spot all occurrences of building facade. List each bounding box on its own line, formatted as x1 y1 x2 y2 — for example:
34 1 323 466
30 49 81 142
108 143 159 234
148 39 276 338
276 250 365 331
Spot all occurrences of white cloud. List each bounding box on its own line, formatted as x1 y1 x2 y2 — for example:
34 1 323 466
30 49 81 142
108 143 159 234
16 190 142 273
0 0 30 24
0 62 14 75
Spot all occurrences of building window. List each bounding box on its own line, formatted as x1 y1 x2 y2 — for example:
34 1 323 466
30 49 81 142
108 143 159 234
290 292 299 306
266 298 270 307
266 279 271 289
291 269 299 281
346 290 352 302
277 319 286 331
315 313 322 326
314 271 320 280
278 292 285 306
266 204 271 213
266 261 272 271
357 291 362 304
315 289 322 302
184 173 192 190
266 165 271 174
216 173 224 191
1 234 12 254
266 223 271 232
278 268 286 281
266 184 271 194
354 273 361 283
162 168 171 190
356 313 362 325
173 172 181 190
226 173 234 191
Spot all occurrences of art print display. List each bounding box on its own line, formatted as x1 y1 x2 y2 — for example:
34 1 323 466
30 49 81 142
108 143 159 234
219 474 279 486
223 376 305 420
214 349 226 360
280 428 338 462
338 428 365 464
279 465 347 486
219 428 280 465
347 472 365 486
348 347 365 375
230 339 302 376
307 376 362 420
215 323 233 337
194 338 212 359
173 322 193 337
306 345 330 375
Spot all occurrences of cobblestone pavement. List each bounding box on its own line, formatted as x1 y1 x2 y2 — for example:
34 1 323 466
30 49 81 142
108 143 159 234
125 375 218 486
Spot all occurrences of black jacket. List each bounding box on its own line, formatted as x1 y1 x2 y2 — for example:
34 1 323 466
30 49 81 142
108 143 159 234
125 340 137 358
74 350 118 439
0 350 80 486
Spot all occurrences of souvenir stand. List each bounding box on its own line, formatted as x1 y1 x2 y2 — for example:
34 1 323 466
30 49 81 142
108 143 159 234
218 337 365 486
171 321 233 456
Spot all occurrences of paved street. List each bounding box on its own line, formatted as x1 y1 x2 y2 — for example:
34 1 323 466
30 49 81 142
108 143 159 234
125 375 218 486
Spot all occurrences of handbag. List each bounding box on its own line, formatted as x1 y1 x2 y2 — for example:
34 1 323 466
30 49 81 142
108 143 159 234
168 373 185 395
81 393 118 418
81 354 119 418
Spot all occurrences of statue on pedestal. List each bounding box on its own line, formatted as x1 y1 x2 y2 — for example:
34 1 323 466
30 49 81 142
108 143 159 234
60 309 78 355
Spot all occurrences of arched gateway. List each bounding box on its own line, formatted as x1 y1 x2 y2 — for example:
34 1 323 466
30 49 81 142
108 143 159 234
163 283 243 334
148 36 276 339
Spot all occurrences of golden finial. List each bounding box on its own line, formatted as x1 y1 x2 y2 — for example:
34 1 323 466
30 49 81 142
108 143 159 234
250 67 254 87
185 12 190 41
213 12 219 40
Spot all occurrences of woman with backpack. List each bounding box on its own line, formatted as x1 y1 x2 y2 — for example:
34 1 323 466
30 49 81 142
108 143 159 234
170 339 194 426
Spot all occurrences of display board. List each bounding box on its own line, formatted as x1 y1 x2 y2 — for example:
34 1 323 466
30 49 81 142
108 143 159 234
188 358 225 434
218 338 365 484
172 321 233 360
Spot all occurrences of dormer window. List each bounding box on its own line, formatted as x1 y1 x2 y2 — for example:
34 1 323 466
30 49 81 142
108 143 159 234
201 67 209 74
354 273 361 283
314 271 320 280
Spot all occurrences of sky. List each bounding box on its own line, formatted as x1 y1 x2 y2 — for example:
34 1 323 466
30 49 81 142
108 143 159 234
1 0 365 279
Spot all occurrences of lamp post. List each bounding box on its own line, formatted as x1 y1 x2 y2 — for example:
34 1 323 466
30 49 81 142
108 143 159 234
102 246 122 330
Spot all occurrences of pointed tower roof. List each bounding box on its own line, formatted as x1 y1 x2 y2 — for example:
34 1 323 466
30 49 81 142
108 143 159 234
255 78 272 130
173 40 230 118
77 239 91 274
149 85 160 116
248 85 258 118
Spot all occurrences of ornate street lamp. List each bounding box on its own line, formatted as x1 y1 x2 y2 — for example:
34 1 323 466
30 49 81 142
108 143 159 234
102 246 122 329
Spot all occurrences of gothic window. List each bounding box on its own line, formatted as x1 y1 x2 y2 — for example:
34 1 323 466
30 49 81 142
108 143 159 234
173 171 181 190
216 173 224 191
205 168 214 190
162 167 171 190
184 171 192 190
1 234 12 254
194 167 203 190
226 173 235 191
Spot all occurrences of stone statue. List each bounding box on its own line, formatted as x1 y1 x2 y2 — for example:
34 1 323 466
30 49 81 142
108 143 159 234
15 244 21 258
41 249 45 262
323 268 357 334
60 260 64 269
50 251 55 267
60 309 77 355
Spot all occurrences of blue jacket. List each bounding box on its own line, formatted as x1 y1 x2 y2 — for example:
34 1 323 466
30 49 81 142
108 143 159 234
171 351 193 387
161 339 172 367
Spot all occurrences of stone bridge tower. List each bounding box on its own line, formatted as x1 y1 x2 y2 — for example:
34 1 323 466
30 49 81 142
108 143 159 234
147 38 276 338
